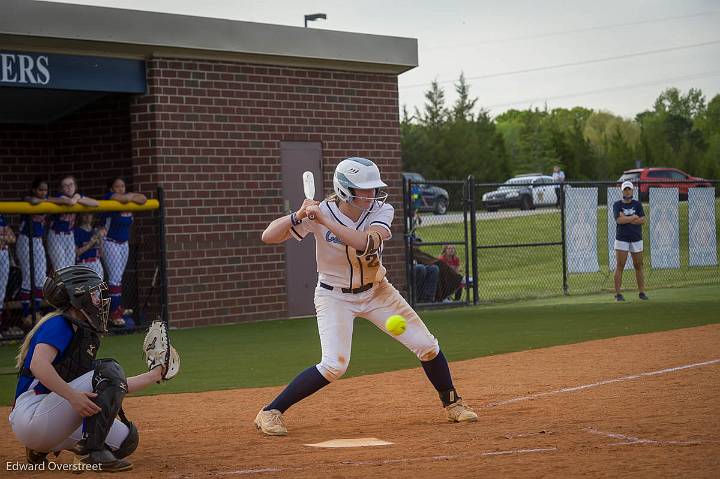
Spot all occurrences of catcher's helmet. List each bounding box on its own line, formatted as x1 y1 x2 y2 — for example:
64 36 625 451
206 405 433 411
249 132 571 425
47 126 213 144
333 157 388 205
43 265 110 333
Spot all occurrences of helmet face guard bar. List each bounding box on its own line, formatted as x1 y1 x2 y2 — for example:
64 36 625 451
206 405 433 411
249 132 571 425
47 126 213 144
77 282 110 334
346 189 389 209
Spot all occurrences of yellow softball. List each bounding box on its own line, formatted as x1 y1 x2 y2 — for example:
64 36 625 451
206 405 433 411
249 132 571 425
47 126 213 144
385 314 407 336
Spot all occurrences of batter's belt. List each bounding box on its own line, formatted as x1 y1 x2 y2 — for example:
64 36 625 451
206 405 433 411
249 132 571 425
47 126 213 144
320 282 373 294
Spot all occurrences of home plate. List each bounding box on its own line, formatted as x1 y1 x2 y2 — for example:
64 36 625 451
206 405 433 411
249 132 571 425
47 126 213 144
304 438 394 448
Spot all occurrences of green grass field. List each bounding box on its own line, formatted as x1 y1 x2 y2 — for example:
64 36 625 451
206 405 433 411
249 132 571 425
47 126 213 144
1 285 718 406
415 199 720 301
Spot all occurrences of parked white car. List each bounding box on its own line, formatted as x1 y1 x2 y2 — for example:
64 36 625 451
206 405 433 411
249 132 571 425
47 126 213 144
482 174 559 211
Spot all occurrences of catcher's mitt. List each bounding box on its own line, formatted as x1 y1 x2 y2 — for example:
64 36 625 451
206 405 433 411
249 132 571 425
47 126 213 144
143 320 180 381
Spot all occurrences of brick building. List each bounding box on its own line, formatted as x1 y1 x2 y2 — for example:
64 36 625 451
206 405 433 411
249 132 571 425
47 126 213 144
0 1 417 327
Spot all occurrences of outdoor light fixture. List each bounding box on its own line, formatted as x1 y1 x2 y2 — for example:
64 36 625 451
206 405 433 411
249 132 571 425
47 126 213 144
304 13 327 28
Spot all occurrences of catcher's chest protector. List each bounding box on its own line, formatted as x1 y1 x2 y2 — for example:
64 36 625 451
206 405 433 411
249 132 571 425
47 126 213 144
53 327 101 383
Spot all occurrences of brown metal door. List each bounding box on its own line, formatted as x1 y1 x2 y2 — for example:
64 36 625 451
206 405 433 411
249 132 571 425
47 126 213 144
280 142 322 317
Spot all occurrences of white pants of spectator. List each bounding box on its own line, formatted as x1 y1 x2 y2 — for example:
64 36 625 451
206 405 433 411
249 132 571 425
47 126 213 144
9 371 130 453
47 230 76 272
78 258 104 281
0 248 8 313
102 239 128 286
16 234 46 292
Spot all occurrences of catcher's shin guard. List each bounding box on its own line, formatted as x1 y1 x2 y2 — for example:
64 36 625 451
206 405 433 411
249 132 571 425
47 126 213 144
83 359 128 452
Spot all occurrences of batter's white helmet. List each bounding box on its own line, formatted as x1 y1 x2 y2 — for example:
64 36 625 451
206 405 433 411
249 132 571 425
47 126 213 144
333 157 388 205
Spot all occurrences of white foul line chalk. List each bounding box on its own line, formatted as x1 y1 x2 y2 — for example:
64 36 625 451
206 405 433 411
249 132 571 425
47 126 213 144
483 358 720 408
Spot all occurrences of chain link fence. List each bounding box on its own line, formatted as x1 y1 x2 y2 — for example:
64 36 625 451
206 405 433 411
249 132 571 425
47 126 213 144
404 177 720 306
404 179 473 308
0 189 167 341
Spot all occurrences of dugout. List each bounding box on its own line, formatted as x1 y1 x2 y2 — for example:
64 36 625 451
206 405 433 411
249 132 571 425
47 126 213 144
0 0 417 327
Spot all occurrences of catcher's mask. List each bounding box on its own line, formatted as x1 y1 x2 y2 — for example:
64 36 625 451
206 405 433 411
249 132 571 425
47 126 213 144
43 265 111 333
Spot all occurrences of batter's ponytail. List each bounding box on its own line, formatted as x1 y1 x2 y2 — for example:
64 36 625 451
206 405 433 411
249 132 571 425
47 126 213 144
15 312 63 369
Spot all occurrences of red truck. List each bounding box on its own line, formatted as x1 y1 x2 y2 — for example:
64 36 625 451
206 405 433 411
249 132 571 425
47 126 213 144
618 167 711 201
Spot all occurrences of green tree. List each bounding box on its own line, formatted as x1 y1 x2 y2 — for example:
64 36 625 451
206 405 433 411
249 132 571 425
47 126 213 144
451 73 477 122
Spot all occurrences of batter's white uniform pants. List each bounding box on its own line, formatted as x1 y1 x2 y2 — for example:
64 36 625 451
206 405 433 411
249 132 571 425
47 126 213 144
47 230 76 272
314 278 440 382
9 371 130 453
16 234 46 292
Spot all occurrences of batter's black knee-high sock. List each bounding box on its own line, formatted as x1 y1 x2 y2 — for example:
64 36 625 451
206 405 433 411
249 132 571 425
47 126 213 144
421 350 459 406
264 366 330 413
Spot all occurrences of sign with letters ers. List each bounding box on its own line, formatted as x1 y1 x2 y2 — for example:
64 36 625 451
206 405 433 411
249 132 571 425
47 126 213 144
0 51 145 93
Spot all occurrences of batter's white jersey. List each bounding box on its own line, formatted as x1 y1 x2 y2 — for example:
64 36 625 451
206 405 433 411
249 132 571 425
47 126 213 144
290 200 393 289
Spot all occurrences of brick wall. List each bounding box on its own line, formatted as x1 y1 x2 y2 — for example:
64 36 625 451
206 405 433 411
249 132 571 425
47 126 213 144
131 58 405 328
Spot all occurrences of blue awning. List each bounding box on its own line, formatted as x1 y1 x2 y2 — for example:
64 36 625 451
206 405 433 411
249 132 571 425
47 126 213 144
0 51 145 93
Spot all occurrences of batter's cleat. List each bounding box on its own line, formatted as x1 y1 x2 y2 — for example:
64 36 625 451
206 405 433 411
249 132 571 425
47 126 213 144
74 449 133 472
639 292 649 300
615 293 625 302
254 408 288 436
445 399 478 423
25 448 49 465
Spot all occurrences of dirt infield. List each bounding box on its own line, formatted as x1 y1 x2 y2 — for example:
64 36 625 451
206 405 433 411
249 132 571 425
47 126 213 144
2 324 719 478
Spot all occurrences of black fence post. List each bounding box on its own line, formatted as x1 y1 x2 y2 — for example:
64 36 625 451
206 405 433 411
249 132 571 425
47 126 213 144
28 217 36 325
560 185 568 295
462 177 470 304
406 179 417 308
469 176 479 305
157 187 169 326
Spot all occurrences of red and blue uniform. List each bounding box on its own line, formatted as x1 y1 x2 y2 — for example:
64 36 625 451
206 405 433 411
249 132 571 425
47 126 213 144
18 210 47 316
0 215 10 315
100 192 133 319
74 226 105 279
15 314 75 399
48 193 82 271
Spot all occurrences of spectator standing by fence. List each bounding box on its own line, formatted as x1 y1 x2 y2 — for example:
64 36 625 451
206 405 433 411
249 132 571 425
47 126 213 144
100 178 147 327
47 176 99 272
613 181 648 302
552 166 565 207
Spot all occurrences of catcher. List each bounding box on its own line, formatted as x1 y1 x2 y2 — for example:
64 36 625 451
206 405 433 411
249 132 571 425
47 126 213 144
9 265 179 472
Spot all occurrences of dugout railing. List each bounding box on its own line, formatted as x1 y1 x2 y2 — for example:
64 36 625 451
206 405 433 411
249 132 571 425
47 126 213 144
0 187 169 342
404 177 720 307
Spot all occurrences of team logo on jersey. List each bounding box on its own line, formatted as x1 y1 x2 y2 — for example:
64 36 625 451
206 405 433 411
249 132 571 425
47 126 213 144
87 344 96 356
622 208 636 216
325 231 344 245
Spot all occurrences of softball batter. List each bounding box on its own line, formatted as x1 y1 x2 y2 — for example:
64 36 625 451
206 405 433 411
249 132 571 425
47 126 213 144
256 157 477 436
47 176 99 272
9 265 179 470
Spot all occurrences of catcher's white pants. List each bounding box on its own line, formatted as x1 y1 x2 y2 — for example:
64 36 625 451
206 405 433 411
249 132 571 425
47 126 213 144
9 371 130 453
47 230 76 272
17 234 46 292
314 278 439 381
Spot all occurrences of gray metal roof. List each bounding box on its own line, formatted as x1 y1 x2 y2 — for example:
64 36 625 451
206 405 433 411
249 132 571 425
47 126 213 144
1 0 418 74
